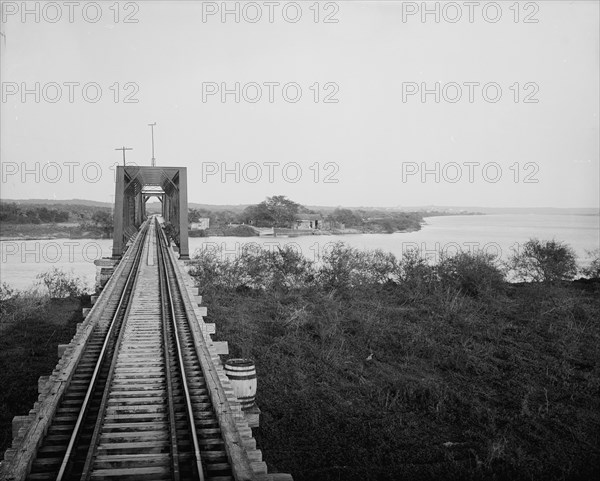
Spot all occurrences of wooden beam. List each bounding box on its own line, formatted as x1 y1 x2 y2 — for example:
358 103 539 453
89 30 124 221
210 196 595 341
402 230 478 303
166 252 256 480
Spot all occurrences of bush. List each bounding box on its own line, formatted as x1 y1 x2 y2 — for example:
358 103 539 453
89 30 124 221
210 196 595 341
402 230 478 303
192 241 599 300
581 249 600 278
35 268 87 298
189 245 315 293
437 251 506 297
0 282 16 302
508 239 578 282
198 245 600 481
259 246 315 291
188 249 225 290
395 249 437 297
317 243 396 293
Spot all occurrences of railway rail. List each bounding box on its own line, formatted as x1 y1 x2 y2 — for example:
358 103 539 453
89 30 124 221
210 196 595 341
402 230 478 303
3 217 270 481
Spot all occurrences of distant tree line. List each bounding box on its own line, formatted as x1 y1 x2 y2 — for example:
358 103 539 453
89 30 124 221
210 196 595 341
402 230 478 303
189 196 425 233
81 210 114 237
188 207 239 226
240 196 311 227
189 196 309 228
325 208 423 232
0 202 114 237
0 203 70 224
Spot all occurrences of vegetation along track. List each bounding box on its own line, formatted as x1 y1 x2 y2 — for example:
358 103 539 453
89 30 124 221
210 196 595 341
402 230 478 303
23 218 237 480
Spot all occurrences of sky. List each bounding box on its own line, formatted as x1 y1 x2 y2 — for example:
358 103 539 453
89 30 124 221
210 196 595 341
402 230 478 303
0 0 598 208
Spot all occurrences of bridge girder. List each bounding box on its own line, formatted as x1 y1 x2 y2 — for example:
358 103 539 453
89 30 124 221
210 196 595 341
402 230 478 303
112 166 189 259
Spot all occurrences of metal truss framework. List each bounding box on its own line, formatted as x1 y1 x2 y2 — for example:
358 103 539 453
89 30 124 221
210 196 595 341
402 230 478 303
112 166 189 259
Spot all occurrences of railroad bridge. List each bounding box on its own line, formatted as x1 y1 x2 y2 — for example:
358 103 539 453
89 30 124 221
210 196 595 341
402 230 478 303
112 166 189 259
1 168 291 481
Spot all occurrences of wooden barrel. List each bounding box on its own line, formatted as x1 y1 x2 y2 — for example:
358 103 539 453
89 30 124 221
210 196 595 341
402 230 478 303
224 358 257 410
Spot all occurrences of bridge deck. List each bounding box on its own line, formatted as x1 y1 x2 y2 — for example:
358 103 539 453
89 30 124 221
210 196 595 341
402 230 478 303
1 219 289 481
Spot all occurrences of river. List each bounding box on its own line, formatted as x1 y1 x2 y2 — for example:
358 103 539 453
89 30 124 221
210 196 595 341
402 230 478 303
1 214 598 291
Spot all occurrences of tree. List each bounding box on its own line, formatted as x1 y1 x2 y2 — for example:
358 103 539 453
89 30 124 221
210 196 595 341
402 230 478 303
509 238 578 282
0 203 21 222
91 210 113 237
242 196 301 227
25 209 41 224
0 204 69 224
327 208 362 228
263 195 300 227
188 208 201 224
581 249 600 278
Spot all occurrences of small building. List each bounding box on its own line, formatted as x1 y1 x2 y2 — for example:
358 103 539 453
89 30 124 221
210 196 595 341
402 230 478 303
190 218 210 230
293 214 322 230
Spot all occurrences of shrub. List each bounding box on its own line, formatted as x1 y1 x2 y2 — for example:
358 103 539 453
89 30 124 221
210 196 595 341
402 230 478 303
190 244 316 293
188 248 243 291
190 242 511 299
437 251 505 297
261 246 315 291
395 249 436 293
317 243 396 293
362 249 398 284
35 268 87 298
0 282 16 302
581 249 600 278
508 239 578 282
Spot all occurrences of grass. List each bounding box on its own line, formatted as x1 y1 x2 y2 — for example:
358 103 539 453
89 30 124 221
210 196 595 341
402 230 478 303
0 294 83 452
1 244 598 480
191 246 600 481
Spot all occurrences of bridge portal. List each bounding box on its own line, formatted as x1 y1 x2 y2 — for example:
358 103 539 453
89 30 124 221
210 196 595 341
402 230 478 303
112 166 189 259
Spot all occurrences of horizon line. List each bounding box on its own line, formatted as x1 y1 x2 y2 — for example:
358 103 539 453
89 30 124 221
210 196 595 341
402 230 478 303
0 197 599 212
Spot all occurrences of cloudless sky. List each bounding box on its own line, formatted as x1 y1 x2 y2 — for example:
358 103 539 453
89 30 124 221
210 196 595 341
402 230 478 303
1 0 598 208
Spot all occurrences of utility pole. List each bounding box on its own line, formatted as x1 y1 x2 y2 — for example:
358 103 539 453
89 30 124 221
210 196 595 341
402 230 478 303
148 122 157 166
115 146 133 166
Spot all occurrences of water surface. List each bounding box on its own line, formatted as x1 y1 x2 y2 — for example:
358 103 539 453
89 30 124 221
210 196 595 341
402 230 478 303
1 214 598 291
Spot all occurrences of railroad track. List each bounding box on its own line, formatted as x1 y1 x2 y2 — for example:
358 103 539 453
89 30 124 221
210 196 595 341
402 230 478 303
23 218 239 481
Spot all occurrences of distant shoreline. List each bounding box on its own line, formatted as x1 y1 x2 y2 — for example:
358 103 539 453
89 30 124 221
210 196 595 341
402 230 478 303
0 223 111 242
3 211 598 242
2 199 598 216
0 225 423 242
